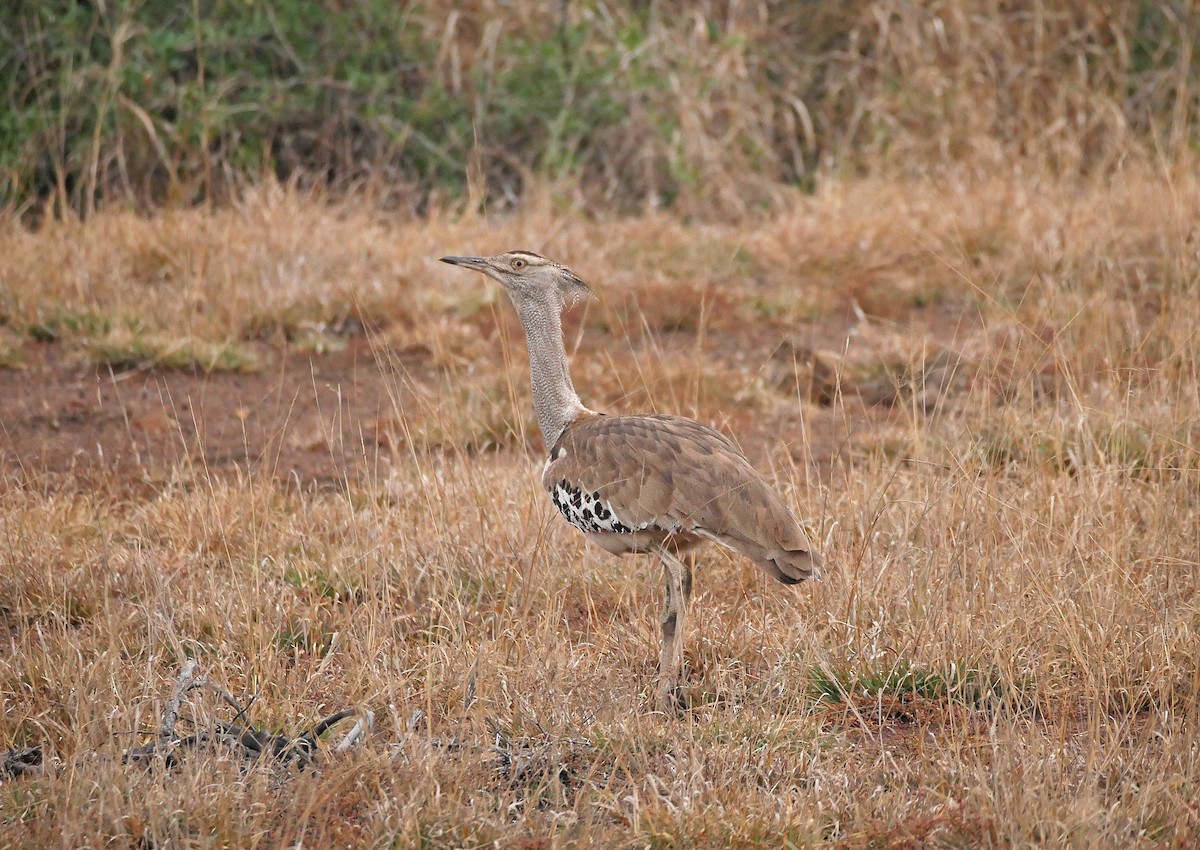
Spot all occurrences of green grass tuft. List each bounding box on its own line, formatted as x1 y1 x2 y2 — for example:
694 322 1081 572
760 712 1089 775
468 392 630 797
86 332 261 372
0 328 23 367
809 660 1033 713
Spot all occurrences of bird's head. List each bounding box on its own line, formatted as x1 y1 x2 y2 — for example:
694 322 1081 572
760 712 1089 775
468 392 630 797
439 251 593 311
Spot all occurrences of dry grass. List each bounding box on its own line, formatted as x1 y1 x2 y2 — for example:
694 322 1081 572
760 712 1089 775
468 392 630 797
1 165 1199 847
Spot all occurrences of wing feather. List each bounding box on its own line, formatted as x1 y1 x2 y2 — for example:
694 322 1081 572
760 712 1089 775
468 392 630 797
544 413 820 581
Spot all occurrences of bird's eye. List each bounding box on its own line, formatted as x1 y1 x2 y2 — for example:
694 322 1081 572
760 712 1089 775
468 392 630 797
511 258 527 270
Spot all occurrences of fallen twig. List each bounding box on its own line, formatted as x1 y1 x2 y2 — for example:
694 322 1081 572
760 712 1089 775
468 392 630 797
159 658 199 746
1 745 43 780
3 660 376 778
332 709 375 755
197 680 254 726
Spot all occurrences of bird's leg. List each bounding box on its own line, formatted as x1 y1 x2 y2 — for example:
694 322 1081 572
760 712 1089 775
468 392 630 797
655 547 690 712
682 551 695 607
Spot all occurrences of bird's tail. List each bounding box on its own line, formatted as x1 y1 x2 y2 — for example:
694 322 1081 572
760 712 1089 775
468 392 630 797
700 528 822 584
758 547 822 584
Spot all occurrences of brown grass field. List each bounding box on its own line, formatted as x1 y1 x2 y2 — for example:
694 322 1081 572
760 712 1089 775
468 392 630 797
2 165 1199 847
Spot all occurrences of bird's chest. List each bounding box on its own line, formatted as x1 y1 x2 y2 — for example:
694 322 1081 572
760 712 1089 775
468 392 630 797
547 480 634 535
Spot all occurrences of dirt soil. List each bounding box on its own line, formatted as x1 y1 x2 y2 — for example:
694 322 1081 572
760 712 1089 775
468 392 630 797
0 337 415 492
0 303 972 495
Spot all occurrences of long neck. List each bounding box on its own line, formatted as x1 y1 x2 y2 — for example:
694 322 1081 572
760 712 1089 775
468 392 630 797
514 298 584 449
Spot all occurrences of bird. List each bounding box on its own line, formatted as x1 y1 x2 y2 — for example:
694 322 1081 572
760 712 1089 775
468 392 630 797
440 250 822 711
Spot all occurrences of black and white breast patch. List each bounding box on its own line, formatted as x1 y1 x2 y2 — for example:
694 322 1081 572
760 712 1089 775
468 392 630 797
549 480 636 534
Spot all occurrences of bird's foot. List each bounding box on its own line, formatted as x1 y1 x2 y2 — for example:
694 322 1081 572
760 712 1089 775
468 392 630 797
654 673 698 715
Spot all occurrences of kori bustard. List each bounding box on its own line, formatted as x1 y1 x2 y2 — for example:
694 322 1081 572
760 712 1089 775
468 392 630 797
441 250 821 711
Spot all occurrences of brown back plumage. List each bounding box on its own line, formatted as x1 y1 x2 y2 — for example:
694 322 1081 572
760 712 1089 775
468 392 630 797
544 413 820 583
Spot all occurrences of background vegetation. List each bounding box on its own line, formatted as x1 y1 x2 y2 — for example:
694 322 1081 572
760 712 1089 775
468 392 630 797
3 0 1200 218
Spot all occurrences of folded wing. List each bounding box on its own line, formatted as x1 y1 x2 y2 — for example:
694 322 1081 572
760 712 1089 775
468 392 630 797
544 413 821 583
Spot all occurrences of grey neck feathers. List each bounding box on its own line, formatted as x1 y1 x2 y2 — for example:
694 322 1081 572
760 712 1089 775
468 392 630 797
513 297 585 449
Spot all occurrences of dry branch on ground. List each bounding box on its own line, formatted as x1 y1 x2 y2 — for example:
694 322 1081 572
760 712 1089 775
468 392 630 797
1 662 373 780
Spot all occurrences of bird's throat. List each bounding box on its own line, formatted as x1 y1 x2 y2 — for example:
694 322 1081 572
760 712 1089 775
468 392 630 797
515 299 585 450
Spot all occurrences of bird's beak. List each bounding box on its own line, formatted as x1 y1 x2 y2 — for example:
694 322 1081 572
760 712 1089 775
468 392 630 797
439 255 489 271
